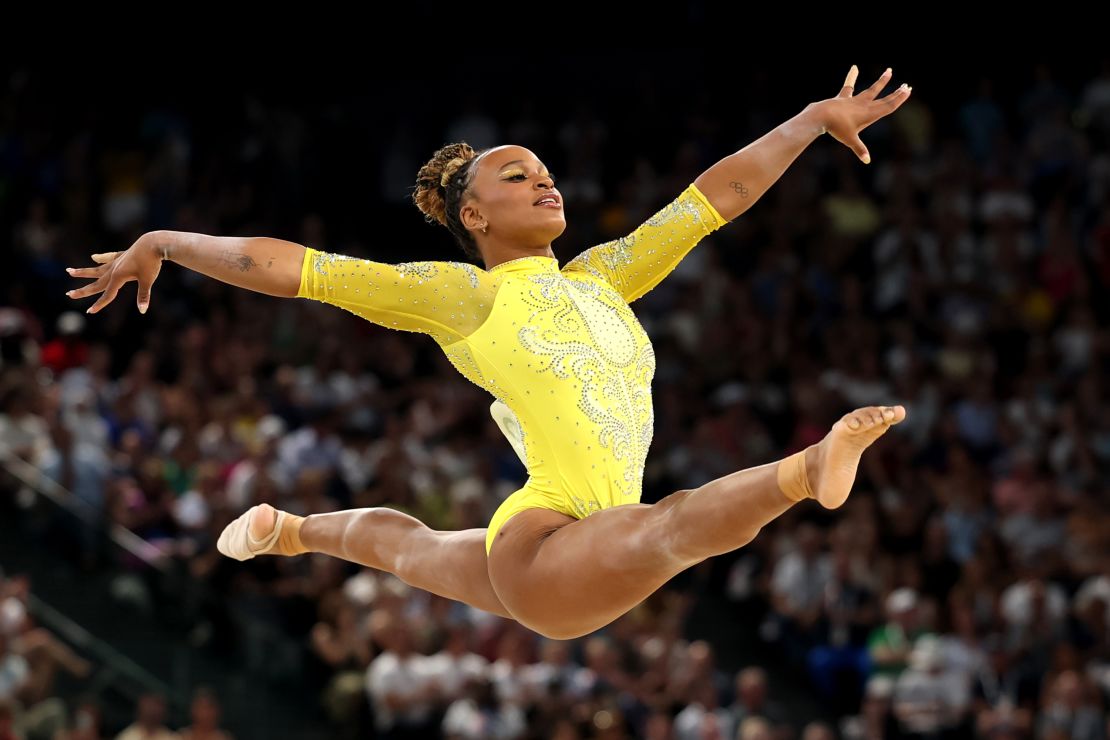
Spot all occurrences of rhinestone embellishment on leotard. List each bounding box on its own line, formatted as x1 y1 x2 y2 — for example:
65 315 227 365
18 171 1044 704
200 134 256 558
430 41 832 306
564 184 724 300
514 271 656 501
313 250 361 275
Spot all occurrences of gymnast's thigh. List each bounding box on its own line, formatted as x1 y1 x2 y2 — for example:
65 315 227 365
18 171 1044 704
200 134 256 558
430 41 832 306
485 500 691 638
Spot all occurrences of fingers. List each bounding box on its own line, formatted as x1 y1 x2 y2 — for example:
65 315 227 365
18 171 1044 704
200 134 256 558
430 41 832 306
882 83 913 110
849 133 871 165
66 275 109 301
861 67 893 100
65 256 113 298
86 277 124 315
840 80 912 165
66 251 139 314
136 260 162 315
65 254 116 299
838 64 860 98
137 277 154 315
65 266 106 278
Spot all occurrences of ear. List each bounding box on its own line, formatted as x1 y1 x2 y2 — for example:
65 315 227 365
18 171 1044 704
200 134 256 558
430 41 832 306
459 201 485 233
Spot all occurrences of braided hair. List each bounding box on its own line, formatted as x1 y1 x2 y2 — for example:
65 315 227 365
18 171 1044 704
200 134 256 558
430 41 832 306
412 142 489 260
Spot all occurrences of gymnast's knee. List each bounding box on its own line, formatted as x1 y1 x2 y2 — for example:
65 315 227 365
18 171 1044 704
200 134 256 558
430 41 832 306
649 489 708 563
652 488 760 564
350 508 432 580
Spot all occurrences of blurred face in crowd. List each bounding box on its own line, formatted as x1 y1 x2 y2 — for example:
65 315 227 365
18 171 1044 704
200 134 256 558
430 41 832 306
461 145 565 262
802 723 836 740
739 717 772 740
584 637 615 672
687 640 714 677
699 713 724 740
896 606 918 631
389 621 413 656
736 668 767 709
540 638 571 666
549 719 581 740
694 679 718 709
369 611 412 656
72 702 101 735
137 694 166 728
643 711 673 740
191 692 220 730
797 524 823 559
1053 671 1084 709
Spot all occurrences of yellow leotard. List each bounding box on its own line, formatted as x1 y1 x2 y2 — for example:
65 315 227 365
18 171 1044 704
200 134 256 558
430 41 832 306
296 183 729 554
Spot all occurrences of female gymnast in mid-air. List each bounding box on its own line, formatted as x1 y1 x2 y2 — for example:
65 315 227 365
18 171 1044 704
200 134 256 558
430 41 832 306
67 66 911 639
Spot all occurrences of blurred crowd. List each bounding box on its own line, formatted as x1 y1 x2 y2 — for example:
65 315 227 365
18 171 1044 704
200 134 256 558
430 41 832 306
3 58 1110 738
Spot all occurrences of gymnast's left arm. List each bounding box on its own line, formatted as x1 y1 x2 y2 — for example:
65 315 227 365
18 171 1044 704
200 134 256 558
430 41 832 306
564 67 912 304
693 65 913 222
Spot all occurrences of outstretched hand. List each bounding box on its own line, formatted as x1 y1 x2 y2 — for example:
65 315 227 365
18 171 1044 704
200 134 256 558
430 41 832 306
812 65 912 164
65 234 164 315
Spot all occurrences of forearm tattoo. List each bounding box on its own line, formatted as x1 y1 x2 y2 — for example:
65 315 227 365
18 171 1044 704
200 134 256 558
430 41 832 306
729 181 750 197
218 249 261 272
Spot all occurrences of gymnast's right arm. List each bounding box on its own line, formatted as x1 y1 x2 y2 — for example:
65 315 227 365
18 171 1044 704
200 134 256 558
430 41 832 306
158 231 306 297
66 230 306 314
66 232 499 346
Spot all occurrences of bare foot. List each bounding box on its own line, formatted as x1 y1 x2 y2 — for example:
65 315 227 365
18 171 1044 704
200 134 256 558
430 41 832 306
808 405 906 509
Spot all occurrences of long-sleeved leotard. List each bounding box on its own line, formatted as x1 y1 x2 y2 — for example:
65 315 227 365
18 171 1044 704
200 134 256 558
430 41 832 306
296 182 730 554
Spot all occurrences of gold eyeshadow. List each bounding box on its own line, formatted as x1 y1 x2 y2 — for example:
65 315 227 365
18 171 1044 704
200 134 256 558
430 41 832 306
501 169 554 180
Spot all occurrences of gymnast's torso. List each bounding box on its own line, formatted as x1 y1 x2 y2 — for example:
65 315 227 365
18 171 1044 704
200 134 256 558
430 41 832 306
296 183 728 548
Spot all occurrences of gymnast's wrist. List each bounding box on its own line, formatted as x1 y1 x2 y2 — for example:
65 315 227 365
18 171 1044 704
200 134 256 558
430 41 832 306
800 102 831 137
140 230 175 262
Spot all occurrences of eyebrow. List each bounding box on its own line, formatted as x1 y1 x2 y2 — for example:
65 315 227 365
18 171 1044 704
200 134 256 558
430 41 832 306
498 159 549 173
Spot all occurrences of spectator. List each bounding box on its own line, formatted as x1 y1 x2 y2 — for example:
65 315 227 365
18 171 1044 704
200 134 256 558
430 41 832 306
728 668 784 729
441 676 524 740
892 635 970 737
768 523 831 654
114 694 178 740
868 588 929 678
364 611 438 738
178 688 233 740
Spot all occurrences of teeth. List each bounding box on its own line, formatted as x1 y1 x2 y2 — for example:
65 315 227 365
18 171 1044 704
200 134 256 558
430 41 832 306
537 198 557 206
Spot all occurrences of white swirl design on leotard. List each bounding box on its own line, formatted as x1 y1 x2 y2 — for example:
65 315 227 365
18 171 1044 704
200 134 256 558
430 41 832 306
516 273 656 502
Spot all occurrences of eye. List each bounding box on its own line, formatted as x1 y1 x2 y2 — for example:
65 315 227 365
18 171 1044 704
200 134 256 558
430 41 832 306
507 172 556 181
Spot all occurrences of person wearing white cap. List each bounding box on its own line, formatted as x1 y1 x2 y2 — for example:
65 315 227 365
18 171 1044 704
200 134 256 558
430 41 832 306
868 588 929 678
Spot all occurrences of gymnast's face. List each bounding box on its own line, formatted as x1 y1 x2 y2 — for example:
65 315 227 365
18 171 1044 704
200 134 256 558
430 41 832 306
461 145 565 255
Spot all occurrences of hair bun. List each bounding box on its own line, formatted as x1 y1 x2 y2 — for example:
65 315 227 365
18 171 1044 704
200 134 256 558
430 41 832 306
440 156 470 187
412 142 486 260
413 143 479 229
